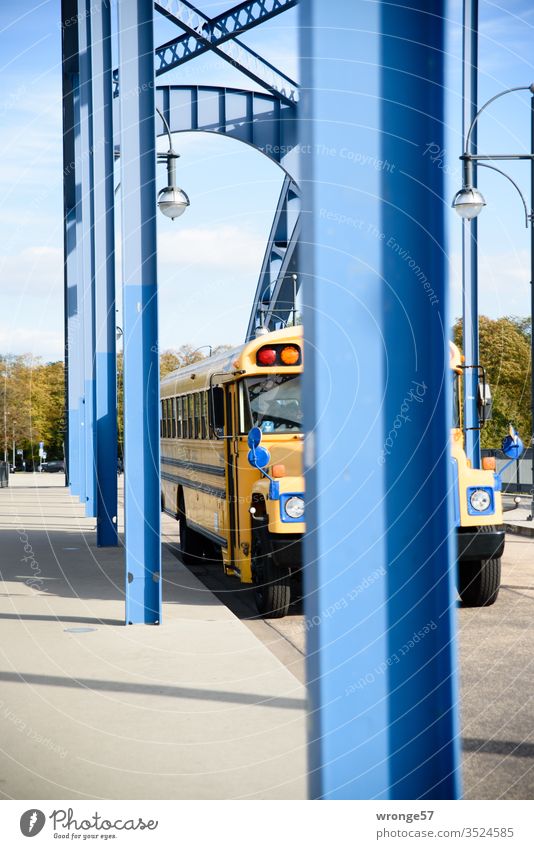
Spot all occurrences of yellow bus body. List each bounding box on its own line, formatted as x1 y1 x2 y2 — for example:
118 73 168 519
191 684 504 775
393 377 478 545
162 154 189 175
160 332 504 613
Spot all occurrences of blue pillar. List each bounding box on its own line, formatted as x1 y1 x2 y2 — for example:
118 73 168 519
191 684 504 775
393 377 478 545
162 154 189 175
462 0 480 467
90 0 118 547
301 0 461 799
118 0 162 624
61 0 80 496
73 74 86 504
78 0 97 516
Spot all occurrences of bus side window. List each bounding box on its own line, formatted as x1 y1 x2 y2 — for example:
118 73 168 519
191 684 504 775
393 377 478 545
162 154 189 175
160 400 165 438
209 386 225 437
188 395 194 439
201 392 208 439
170 397 176 438
162 399 168 438
194 393 201 439
176 397 182 439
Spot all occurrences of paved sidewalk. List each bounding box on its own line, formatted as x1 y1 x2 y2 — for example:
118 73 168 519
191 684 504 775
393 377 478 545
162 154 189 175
0 474 307 799
503 502 534 538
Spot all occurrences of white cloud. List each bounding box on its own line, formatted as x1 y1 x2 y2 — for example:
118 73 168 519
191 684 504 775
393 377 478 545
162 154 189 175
157 224 266 272
449 248 531 319
0 327 63 361
0 245 63 297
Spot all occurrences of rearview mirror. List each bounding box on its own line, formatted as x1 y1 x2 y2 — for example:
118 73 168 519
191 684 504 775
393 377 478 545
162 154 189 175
247 427 271 470
502 428 523 459
247 426 262 449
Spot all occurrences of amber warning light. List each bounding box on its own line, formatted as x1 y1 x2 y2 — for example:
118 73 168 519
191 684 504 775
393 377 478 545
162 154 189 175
256 344 301 367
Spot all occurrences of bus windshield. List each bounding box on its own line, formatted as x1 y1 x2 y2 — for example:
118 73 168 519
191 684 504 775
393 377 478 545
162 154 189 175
241 374 303 433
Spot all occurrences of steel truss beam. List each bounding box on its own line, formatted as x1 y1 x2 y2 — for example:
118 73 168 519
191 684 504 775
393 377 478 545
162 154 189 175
154 0 298 104
113 0 298 105
152 84 297 169
246 174 300 340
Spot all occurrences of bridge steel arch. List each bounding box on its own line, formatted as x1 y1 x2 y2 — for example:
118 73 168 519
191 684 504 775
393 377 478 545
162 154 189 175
152 84 301 340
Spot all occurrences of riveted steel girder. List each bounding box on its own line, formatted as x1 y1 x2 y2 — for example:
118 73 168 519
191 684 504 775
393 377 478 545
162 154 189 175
154 0 298 104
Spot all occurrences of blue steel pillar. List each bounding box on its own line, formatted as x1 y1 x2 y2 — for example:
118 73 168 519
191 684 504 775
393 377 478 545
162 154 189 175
300 0 460 799
78 0 97 516
118 0 162 624
90 0 118 547
462 0 480 467
73 76 86 503
61 0 80 495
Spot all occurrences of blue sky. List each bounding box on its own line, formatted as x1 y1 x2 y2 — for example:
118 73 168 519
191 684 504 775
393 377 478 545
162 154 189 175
0 1 533 361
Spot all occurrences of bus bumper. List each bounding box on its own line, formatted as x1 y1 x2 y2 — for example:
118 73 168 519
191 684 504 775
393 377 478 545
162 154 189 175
457 525 505 563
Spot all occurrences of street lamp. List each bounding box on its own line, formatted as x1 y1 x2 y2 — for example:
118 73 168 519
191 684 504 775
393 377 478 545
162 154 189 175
114 107 190 220
155 107 190 220
451 186 486 220
191 345 213 357
452 83 534 519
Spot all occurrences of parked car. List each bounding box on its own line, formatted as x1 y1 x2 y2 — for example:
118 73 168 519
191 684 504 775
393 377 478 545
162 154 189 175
42 460 65 473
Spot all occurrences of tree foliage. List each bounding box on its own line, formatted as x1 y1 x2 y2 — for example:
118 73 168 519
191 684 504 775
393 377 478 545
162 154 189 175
453 316 531 448
0 355 65 462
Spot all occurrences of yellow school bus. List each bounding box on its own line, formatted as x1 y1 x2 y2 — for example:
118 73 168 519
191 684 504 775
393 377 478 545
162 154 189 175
160 329 505 616
160 327 304 617
450 342 504 606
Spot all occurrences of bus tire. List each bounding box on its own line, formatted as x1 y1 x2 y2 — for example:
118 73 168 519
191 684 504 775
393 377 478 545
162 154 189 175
178 498 205 566
458 557 501 607
252 527 291 618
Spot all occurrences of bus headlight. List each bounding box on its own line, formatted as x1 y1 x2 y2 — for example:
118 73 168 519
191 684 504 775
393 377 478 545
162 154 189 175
469 488 492 513
283 496 305 520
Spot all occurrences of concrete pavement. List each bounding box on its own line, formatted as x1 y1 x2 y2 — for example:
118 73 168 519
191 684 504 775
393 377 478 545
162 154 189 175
0 473 307 799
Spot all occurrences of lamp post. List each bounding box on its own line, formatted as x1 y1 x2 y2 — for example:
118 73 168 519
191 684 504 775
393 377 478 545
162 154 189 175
452 83 534 520
191 345 213 358
155 107 190 220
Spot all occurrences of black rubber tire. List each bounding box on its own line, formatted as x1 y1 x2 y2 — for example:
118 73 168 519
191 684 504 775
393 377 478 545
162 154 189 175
252 526 291 618
458 556 501 607
178 502 205 566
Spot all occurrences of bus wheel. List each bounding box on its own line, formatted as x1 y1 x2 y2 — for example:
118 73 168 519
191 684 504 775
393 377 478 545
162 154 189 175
458 557 501 607
252 528 291 618
178 500 205 566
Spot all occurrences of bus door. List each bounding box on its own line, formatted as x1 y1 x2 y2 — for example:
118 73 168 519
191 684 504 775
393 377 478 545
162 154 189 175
224 383 239 573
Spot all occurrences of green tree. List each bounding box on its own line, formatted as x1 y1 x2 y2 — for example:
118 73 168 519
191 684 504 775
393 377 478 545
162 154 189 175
453 316 531 448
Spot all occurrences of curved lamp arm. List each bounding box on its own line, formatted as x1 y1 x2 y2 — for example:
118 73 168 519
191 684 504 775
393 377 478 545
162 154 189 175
465 84 534 154
155 106 174 153
477 162 531 228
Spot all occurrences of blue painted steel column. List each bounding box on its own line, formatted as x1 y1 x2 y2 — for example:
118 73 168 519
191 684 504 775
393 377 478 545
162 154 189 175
91 0 118 547
73 75 86 504
300 0 461 799
462 0 480 467
61 0 80 495
118 0 162 624
78 0 97 516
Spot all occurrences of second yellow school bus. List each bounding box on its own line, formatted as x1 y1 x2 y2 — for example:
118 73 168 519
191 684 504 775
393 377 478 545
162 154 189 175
160 327 305 617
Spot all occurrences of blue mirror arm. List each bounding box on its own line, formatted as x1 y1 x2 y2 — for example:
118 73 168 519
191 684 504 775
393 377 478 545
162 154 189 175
499 457 517 477
250 452 280 500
